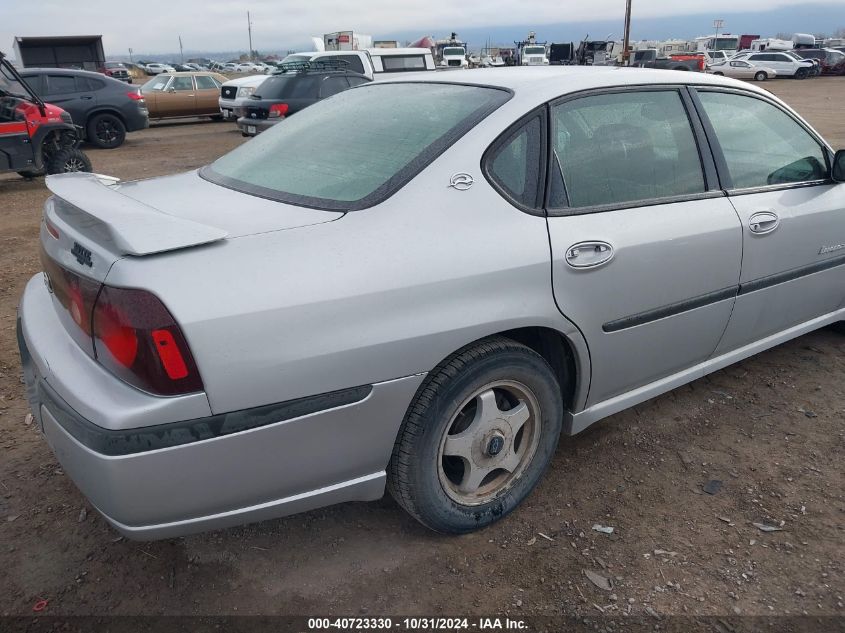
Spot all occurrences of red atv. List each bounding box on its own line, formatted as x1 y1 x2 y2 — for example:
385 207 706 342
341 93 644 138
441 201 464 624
0 51 92 178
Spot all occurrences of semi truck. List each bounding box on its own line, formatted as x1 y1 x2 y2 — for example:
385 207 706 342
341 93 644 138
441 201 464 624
515 32 548 65
435 34 468 68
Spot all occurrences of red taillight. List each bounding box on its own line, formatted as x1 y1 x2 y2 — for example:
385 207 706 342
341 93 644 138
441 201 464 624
127 91 144 101
92 286 203 396
151 329 189 379
40 247 100 348
95 300 139 368
268 103 289 118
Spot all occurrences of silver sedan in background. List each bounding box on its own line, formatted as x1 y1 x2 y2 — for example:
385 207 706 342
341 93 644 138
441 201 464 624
709 59 776 81
17 67 845 540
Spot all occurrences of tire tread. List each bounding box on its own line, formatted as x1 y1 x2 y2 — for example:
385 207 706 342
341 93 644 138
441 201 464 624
387 336 551 530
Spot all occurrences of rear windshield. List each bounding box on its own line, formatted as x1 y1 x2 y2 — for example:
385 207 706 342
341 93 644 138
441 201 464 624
254 74 322 99
203 82 510 210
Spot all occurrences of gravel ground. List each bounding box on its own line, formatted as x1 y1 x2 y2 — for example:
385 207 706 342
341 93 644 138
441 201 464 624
0 76 843 623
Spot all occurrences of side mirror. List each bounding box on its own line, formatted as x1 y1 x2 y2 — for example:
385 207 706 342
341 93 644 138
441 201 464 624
833 150 845 183
168 87 176 93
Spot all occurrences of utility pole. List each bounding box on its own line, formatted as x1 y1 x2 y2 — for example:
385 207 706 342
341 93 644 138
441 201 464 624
178 36 184 64
128 47 133 63
247 11 254 61
622 0 632 65
713 19 724 46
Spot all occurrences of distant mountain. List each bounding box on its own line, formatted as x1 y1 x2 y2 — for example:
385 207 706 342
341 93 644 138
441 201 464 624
106 3 844 59
396 4 844 49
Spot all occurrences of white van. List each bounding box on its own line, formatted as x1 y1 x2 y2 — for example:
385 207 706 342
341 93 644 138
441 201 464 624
307 48 436 79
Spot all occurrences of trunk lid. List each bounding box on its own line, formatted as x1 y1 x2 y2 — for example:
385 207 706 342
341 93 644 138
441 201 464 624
42 171 341 281
40 170 340 361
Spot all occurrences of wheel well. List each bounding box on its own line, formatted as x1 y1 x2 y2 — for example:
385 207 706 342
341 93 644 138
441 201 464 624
498 327 578 409
84 108 126 129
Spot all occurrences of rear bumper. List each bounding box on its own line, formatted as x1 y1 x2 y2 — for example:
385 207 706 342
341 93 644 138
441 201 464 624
120 104 150 132
18 275 425 539
236 117 277 135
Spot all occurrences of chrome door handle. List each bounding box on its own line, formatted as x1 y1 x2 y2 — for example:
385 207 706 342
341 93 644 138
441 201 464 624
748 211 780 235
565 241 614 269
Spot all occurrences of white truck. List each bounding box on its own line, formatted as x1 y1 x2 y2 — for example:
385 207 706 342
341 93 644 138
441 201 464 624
440 46 468 68
435 34 469 68
515 32 549 65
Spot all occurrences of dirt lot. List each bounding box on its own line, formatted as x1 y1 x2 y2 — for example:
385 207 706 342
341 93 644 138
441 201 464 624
0 78 843 624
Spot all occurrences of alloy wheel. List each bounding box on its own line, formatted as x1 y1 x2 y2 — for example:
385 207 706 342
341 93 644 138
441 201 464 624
96 119 119 143
437 380 541 506
64 157 87 172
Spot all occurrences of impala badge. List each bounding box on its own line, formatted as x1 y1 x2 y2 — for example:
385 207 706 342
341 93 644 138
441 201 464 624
448 173 474 191
71 241 93 267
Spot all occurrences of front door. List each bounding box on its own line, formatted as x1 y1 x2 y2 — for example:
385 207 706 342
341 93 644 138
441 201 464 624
155 75 196 117
691 88 845 355
544 88 743 406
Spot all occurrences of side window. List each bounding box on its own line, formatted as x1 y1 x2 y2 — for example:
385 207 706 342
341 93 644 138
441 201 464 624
46 75 78 94
77 77 104 91
550 90 705 209
347 77 370 88
697 91 828 188
485 115 542 208
380 55 426 72
194 75 218 90
20 75 43 95
170 76 194 91
336 55 365 74
319 76 349 99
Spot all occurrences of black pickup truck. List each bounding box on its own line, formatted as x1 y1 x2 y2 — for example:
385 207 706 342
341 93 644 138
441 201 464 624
631 49 705 71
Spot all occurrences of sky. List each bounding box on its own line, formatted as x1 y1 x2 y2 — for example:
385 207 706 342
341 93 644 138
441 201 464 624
1 0 843 58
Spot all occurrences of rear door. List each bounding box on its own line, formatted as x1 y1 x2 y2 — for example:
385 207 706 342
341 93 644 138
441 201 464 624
43 74 93 126
691 88 845 355
543 87 743 406
193 74 221 114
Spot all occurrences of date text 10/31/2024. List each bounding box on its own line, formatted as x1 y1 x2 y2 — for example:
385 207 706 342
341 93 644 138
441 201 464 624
307 617 529 630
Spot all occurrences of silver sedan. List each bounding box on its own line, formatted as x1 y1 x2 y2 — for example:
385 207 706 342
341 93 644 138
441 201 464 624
709 59 776 81
18 67 845 539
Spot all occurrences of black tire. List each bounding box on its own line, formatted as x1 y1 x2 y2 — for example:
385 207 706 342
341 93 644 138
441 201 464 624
210 114 224 121
754 71 768 81
712 71 724 76
795 68 809 80
387 337 563 533
86 113 126 149
16 169 42 179
46 148 93 175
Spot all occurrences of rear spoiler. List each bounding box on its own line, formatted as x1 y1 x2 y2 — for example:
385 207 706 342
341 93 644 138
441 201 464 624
45 173 228 256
